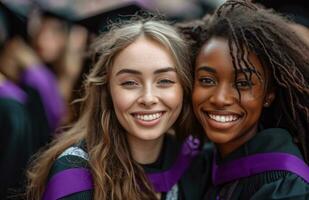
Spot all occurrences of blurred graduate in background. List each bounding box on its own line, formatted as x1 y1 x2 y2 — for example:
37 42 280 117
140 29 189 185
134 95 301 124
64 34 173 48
0 2 65 198
0 1 148 199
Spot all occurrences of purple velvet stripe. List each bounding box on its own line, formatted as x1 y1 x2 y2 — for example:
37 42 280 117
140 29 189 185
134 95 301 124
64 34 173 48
21 66 65 131
0 80 27 104
212 152 309 186
43 168 93 200
147 135 200 192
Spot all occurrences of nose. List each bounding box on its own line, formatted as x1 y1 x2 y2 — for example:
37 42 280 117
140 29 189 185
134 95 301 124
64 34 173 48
137 85 159 107
209 84 235 108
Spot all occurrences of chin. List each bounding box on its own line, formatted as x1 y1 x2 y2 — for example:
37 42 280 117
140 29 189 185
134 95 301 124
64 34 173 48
133 131 165 141
204 130 233 144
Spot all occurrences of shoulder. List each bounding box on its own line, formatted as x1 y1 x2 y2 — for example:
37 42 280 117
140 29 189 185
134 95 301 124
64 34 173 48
49 144 89 177
44 144 93 200
0 98 28 117
0 98 31 141
251 173 309 199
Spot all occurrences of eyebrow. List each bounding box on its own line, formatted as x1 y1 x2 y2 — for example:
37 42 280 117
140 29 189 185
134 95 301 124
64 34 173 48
196 66 216 73
197 66 261 76
236 67 256 74
154 67 176 74
116 67 176 76
116 69 141 76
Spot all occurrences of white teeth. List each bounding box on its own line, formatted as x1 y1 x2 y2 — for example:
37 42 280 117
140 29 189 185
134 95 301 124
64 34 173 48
208 114 239 123
134 112 162 121
220 116 225 122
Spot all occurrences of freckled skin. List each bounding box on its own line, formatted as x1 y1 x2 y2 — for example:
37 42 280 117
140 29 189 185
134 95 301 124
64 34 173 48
192 37 275 157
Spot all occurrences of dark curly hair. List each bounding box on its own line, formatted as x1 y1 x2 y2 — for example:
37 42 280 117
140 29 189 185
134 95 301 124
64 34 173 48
177 0 309 163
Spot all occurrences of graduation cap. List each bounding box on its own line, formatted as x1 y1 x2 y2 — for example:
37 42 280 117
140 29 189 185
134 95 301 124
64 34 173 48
28 1 78 32
0 2 28 45
76 2 145 34
254 0 309 27
31 1 145 35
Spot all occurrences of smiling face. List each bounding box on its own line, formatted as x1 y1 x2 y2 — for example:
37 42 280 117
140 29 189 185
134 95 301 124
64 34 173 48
109 36 183 145
193 37 275 157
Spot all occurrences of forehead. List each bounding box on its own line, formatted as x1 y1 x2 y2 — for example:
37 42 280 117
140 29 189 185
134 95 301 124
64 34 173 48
111 36 176 74
196 37 265 75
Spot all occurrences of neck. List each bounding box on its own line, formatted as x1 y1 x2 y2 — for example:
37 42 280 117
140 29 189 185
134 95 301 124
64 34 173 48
128 135 165 165
217 124 258 158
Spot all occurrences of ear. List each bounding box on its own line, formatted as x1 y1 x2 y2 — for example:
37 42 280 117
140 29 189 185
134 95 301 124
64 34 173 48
263 90 276 107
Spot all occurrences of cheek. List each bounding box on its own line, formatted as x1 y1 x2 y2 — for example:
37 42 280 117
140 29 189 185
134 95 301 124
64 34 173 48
241 85 266 101
161 85 183 110
241 97 265 119
112 96 127 114
110 85 134 115
192 87 207 108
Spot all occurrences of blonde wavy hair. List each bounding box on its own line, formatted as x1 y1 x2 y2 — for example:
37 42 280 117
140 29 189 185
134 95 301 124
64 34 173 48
27 17 192 200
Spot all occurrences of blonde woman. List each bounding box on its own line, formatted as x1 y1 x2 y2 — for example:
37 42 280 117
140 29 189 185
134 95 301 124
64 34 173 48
27 17 211 200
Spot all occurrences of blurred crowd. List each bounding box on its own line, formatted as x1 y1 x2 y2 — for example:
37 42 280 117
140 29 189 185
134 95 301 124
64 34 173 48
0 0 307 199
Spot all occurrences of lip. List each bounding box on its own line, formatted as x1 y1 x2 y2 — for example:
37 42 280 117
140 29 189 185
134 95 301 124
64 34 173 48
131 111 165 127
201 110 244 130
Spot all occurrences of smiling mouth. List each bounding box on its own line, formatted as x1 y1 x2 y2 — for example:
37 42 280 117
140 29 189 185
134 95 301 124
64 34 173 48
208 114 239 123
132 112 164 121
203 111 243 123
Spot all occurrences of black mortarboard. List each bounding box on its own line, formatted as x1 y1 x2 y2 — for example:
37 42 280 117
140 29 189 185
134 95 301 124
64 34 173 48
0 2 28 44
30 1 78 31
31 1 145 34
255 0 309 27
76 3 145 34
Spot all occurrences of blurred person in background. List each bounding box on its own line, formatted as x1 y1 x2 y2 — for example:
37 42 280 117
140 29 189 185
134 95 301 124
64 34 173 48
0 3 65 198
28 8 88 124
0 71 33 198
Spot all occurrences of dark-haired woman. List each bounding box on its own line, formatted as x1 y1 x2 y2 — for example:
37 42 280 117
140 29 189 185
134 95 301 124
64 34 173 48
178 0 309 199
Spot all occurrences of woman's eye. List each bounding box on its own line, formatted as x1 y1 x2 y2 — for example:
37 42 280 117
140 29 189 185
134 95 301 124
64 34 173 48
198 77 216 86
235 80 253 89
157 79 175 87
120 81 138 88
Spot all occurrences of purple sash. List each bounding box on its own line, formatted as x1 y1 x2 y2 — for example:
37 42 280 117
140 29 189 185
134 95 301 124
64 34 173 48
212 152 309 186
147 135 200 192
43 168 93 200
22 66 65 130
0 80 27 104
43 136 200 200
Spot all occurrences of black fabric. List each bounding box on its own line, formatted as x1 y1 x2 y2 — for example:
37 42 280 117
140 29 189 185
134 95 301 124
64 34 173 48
0 98 33 198
46 135 212 200
204 128 309 200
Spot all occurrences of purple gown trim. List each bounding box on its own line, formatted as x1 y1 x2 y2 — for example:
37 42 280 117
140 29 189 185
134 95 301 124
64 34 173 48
43 136 200 199
212 152 309 186
0 80 27 104
147 135 200 192
21 66 65 130
43 168 93 200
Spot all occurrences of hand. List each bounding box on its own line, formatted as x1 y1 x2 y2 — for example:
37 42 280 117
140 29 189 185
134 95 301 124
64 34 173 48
0 72 6 85
0 37 42 82
0 37 22 82
10 37 41 69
